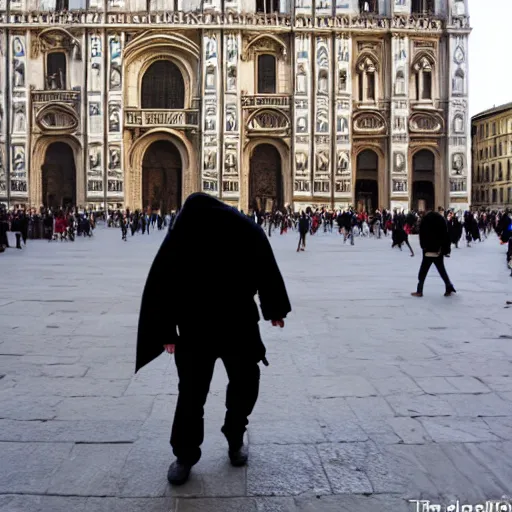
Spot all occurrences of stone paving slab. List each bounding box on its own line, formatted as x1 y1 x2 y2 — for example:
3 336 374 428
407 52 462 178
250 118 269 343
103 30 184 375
1 226 512 511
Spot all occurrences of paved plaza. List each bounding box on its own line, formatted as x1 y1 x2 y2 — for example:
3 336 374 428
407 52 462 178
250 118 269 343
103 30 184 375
1 224 512 512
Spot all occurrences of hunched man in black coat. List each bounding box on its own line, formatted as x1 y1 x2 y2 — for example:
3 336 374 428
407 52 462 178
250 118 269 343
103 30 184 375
411 211 456 297
136 193 291 486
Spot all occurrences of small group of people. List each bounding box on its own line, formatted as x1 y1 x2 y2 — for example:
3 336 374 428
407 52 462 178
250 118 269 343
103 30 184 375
106 209 171 241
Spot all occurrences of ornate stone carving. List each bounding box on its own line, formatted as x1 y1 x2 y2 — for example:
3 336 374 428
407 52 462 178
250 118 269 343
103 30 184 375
409 112 444 133
31 27 81 60
353 111 386 134
36 104 78 131
247 109 290 133
241 34 287 62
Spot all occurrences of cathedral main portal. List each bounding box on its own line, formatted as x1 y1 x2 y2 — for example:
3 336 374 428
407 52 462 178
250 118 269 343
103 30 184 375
142 140 182 213
41 142 76 209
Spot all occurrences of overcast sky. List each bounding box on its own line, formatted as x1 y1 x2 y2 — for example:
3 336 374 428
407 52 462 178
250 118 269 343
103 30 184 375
468 0 511 116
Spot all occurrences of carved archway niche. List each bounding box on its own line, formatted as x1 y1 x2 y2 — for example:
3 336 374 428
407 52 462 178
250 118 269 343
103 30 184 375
126 128 198 210
124 33 200 110
31 27 82 61
30 135 84 207
241 34 287 62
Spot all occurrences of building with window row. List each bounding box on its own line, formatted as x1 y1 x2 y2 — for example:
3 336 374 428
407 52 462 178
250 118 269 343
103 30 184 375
471 103 512 211
0 0 470 213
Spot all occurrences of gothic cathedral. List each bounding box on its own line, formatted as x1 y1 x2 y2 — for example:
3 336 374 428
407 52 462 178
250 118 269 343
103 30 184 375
0 0 471 212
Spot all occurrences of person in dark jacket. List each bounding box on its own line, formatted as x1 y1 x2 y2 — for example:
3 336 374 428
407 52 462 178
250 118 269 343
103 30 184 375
136 193 291 486
411 211 456 297
297 211 309 252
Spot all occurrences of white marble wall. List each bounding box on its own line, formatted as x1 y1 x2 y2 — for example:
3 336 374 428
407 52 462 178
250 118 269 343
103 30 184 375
202 31 221 196
390 34 409 202
334 34 351 199
107 33 123 201
87 32 105 201
313 35 331 197
222 32 241 200
293 33 311 196
11 34 28 199
0 30 6 199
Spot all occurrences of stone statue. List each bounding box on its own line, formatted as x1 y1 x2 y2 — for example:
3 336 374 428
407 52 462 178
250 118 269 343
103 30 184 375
13 103 26 133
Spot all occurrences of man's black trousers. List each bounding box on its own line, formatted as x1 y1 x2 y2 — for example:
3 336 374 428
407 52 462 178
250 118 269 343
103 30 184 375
416 253 452 293
170 342 261 466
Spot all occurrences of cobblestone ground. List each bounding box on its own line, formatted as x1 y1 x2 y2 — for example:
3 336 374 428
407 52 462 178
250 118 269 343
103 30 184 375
1 224 512 512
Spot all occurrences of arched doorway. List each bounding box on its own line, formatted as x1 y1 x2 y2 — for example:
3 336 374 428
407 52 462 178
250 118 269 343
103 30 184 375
355 150 379 213
249 144 283 212
142 140 182 213
412 149 435 212
41 142 76 209
141 60 185 109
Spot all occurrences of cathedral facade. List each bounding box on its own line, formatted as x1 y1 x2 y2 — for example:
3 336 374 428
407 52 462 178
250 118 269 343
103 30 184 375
0 0 470 213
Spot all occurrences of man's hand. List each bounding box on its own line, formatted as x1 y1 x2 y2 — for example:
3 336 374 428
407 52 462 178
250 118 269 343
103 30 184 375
164 344 175 354
271 319 285 328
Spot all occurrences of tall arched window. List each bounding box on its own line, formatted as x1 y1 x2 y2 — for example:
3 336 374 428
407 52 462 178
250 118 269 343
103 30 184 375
46 52 67 90
357 56 377 102
413 56 433 101
141 60 185 109
257 54 276 94
256 0 279 12
508 160 511 181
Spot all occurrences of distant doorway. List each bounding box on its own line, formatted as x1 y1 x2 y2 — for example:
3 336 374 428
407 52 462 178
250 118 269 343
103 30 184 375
142 140 182 213
412 149 435 212
42 142 76 209
355 150 379 213
249 144 283 212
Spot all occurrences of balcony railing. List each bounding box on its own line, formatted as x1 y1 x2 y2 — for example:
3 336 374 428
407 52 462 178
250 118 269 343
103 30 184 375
31 90 80 103
241 95 291 109
124 109 199 128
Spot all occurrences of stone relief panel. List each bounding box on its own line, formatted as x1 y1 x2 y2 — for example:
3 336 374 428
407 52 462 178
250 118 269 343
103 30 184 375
294 34 311 195
0 148 6 196
87 144 103 197
225 103 238 132
392 179 408 194
108 35 122 91
393 35 407 97
202 32 220 195
451 0 466 16
450 178 466 193
335 35 350 95
12 101 26 134
336 150 349 176
89 33 103 92
11 144 27 194
314 36 331 195
451 35 466 97
223 32 240 197
107 144 123 195
225 32 238 93
451 152 464 176
108 102 121 133
88 101 102 134
12 35 26 91
393 151 406 174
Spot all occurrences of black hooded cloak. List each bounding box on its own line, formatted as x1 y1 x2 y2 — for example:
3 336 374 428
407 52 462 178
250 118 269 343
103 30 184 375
135 193 291 373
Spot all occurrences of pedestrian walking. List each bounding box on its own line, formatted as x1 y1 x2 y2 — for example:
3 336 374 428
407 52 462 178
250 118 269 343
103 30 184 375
411 211 456 297
135 193 291 486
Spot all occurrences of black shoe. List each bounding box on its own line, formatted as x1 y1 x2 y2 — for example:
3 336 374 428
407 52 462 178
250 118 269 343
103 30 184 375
228 444 248 467
444 286 456 297
167 460 192 485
